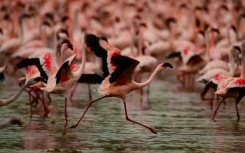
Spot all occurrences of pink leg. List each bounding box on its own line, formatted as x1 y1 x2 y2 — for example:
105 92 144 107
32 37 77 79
212 99 223 122
69 83 79 100
64 97 68 127
210 90 215 110
37 91 49 117
123 101 157 134
69 96 107 129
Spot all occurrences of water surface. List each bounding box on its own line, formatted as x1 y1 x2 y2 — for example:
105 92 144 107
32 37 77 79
0 73 245 153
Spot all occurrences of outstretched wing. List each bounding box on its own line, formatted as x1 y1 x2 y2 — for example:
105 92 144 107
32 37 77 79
109 55 140 83
17 58 48 81
55 55 76 84
0 66 5 82
85 33 109 78
77 73 104 84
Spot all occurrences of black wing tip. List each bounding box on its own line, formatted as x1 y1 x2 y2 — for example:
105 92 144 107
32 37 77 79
34 76 46 83
16 58 28 68
78 73 103 84
55 61 70 84
0 72 5 82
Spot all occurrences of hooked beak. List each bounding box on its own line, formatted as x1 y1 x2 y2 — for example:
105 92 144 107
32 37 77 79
162 63 173 69
59 39 73 50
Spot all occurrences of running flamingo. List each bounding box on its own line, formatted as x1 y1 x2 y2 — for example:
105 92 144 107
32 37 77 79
69 35 173 134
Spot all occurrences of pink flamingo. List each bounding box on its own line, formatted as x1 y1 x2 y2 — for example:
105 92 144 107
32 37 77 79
69 35 173 134
200 45 240 109
212 43 245 121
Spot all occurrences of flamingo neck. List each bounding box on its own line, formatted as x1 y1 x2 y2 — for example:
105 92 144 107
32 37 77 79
138 29 143 56
0 81 31 106
74 36 86 79
205 29 211 60
228 50 236 76
19 18 24 43
135 66 162 88
169 25 176 49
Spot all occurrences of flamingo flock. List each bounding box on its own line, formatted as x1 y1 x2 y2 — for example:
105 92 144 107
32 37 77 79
0 0 244 135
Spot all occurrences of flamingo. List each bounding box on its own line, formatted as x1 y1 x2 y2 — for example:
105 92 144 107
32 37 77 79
200 45 240 109
211 42 245 121
16 38 74 116
197 45 239 83
69 34 173 134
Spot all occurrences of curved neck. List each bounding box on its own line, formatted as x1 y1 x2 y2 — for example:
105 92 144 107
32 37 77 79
0 82 30 107
169 25 176 49
138 29 143 56
74 35 86 79
19 18 24 43
135 67 161 88
205 29 211 60
228 50 236 76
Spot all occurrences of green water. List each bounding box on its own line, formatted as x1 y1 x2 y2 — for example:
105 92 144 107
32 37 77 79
0 73 245 153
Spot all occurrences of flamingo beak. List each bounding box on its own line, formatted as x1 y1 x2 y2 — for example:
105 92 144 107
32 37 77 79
162 63 173 69
67 42 73 50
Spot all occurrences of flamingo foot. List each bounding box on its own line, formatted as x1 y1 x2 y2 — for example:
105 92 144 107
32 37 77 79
42 111 49 117
211 117 217 122
69 124 78 129
149 127 158 134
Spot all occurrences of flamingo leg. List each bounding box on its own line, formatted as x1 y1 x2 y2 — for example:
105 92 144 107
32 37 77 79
88 84 92 100
212 99 223 121
210 90 215 110
64 97 68 127
37 91 49 117
28 90 34 117
69 96 107 129
235 93 244 122
123 100 157 134
69 83 79 101
235 103 240 122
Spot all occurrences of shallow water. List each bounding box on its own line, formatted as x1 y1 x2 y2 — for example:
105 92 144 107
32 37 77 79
1 72 245 153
